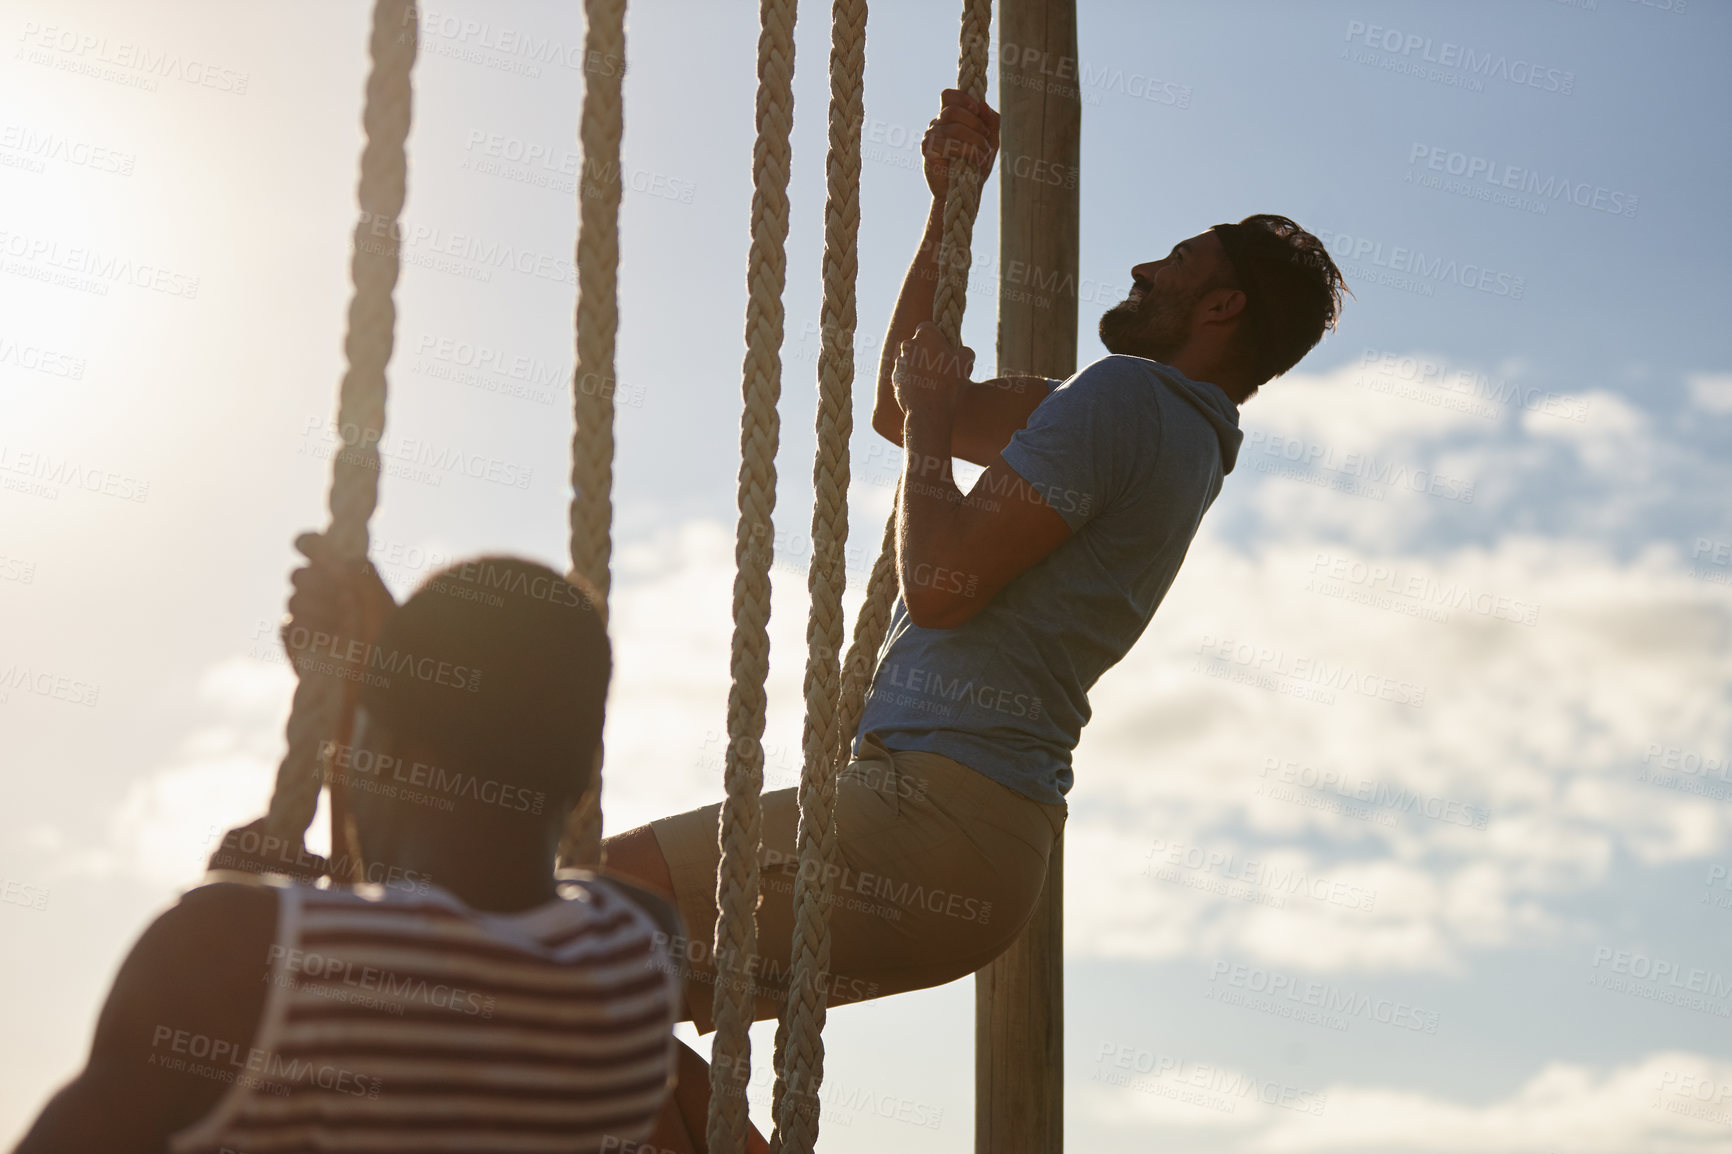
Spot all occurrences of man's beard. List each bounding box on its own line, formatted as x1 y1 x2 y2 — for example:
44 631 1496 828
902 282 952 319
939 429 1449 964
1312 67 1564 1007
1098 283 1202 362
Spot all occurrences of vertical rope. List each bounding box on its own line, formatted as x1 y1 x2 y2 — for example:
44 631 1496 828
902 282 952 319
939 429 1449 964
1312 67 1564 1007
768 0 865 1149
827 0 993 783
832 504 899 760
931 0 993 347
264 0 416 842
560 0 628 870
708 0 799 1149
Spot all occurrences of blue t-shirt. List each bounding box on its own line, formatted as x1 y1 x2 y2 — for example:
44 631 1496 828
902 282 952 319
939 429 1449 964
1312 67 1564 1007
854 355 1244 805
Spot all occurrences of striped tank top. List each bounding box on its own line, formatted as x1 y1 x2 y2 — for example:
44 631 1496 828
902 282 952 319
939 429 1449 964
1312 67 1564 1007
168 874 680 1154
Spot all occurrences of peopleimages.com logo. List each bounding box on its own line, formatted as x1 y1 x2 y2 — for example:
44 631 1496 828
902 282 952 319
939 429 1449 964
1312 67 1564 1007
1343 21 1575 95
1312 228 1525 300
1405 143 1639 218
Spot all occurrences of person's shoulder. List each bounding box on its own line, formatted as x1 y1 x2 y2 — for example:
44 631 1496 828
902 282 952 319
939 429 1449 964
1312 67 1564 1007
52 880 282 1142
130 880 277 956
175 878 283 920
1063 355 1166 400
1039 357 1164 430
121 881 282 1007
1074 354 1163 381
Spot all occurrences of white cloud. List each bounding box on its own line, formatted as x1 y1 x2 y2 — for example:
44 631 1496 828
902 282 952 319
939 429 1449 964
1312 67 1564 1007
1232 358 1523 550
1246 1051 1732 1153
1078 1051 1732 1152
1518 390 1654 492
65 657 292 888
598 517 883 832
1063 527 1732 972
100 754 277 888
1686 373 1732 414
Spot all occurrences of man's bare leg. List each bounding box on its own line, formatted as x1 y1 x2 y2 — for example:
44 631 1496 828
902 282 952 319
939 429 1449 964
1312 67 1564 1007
635 1035 769 1153
604 824 786 1022
606 826 769 1152
605 823 679 900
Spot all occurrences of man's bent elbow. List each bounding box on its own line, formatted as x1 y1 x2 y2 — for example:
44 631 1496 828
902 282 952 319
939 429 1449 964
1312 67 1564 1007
903 589 980 631
872 403 905 446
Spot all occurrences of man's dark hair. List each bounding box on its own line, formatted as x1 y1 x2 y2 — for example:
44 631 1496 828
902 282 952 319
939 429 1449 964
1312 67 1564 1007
357 557 610 807
1211 214 1348 384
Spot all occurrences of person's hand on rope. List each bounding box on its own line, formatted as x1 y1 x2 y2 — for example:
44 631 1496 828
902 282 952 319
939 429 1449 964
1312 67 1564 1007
893 322 975 418
281 531 397 683
922 88 1000 200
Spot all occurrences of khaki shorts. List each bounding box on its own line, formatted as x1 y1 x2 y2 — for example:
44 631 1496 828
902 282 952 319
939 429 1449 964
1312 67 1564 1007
650 735 1066 1034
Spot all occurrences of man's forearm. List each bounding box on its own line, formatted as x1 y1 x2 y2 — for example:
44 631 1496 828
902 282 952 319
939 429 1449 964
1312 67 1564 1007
898 406 968 614
875 200 948 440
875 200 1054 462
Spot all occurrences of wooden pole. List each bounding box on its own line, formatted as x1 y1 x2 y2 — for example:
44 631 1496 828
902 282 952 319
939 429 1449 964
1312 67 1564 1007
977 1 1079 1152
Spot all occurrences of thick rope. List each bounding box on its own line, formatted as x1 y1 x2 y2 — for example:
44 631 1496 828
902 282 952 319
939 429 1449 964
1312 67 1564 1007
559 0 627 871
932 0 993 347
833 505 899 759
708 0 799 1149
768 0 865 1149
264 0 415 843
827 0 993 792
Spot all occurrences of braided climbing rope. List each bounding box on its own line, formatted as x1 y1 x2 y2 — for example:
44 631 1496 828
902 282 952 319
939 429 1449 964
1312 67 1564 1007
708 0 799 1149
825 0 994 811
761 3 992 1147
559 0 628 870
833 508 901 760
933 0 994 348
767 0 866 1149
264 0 415 843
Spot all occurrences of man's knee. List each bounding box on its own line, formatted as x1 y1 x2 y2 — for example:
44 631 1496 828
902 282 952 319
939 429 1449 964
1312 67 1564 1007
602 824 676 898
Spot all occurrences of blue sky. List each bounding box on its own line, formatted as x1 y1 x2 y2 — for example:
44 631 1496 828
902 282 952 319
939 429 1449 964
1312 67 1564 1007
2 0 1729 1150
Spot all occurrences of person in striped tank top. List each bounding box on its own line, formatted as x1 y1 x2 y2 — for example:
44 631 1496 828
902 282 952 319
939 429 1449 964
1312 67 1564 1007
15 551 759 1154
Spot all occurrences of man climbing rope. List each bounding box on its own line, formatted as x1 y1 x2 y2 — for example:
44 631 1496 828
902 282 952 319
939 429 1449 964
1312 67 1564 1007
604 84 1347 1032
12 553 722 1154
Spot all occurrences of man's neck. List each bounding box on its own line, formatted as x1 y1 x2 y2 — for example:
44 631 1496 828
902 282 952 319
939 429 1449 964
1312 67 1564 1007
1164 351 1256 406
371 830 562 913
431 867 562 914
1209 376 1258 406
